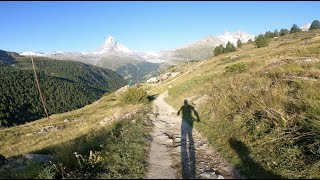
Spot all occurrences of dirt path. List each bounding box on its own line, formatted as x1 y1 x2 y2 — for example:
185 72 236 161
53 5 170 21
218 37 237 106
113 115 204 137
145 91 243 179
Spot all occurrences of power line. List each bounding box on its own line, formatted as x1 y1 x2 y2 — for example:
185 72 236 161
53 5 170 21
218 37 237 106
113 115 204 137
31 56 50 120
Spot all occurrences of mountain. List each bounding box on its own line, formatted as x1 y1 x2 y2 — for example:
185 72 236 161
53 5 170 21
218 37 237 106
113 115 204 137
161 29 320 179
0 50 21 65
19 31 255 79
20 36 161 82
300 23 311 31
0 50 127 126
137 31 255 63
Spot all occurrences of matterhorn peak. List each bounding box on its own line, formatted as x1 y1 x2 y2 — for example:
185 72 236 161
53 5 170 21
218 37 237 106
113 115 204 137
104 35 117 46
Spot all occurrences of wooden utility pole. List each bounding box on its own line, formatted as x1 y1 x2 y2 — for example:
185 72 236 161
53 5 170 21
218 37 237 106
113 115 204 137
31 56 50 119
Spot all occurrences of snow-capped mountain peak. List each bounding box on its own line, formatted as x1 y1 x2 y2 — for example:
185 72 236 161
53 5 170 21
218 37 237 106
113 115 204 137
104 35 117 47
300 23 311 31
217 31 255 45
20 51 48 57
95 35 133 55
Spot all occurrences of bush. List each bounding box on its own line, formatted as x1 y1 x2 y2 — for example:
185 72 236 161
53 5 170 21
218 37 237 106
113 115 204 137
225 62 248 74
121 87 148 104
13 161 56 179
279 28 289 36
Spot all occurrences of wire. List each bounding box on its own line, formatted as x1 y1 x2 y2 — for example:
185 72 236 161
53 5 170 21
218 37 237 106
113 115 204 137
31 56 50 120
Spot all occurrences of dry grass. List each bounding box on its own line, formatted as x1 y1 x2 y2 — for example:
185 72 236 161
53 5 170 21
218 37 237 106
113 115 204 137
0 92 143 158
0 88 153 179
152 29 320 178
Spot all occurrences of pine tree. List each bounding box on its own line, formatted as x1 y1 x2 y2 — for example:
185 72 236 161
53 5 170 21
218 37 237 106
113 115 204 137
265 31 273 38
213 44 225 56
290 24 302 33
254 34 269 48
273 29 279 37
309 20 320 30
237 39 243 48
225 42 236 52
279 28 289 36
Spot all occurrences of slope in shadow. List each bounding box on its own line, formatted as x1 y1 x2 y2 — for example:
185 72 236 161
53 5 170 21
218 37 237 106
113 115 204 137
228 138 284 179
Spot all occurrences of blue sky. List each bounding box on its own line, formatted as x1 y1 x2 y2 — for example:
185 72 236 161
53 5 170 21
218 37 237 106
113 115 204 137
0 1 319 52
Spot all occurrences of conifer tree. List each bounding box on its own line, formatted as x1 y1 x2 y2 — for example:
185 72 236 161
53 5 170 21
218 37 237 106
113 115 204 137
309 20 320 30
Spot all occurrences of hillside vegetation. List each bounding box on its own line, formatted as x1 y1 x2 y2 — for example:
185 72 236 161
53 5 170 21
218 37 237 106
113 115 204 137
0 87 153 178
0 54 127 126
150 29 320 178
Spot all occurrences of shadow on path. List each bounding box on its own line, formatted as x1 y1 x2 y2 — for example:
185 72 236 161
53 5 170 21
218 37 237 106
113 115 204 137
178 99 200 179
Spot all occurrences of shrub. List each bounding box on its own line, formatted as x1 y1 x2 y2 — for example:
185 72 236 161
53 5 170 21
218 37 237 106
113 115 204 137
279 29 289 36
13 161 56 179
225 62 248 74
121 87 148 104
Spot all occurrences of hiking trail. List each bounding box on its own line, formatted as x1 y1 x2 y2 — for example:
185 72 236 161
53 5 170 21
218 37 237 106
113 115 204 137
145 91 243 179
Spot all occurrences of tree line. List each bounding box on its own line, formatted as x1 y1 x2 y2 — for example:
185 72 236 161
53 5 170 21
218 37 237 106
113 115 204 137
213 19 320 56
0 55 127 126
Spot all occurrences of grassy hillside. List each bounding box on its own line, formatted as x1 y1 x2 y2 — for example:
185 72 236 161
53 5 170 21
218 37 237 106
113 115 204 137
149 29 320 178
0 87 152 178
0 54 127 126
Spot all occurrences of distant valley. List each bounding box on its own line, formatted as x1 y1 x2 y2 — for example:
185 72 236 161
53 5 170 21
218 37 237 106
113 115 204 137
20 31 255 81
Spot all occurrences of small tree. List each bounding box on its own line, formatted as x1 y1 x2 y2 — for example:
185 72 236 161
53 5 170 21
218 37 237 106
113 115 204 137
254 34 269 48
290 24 302 33
273 29 279 37
265 31 273 38
237 39 243 48
248 39 253 43
279 28 289 36
225 42 236 52
309 20 320 30
213 44 225 56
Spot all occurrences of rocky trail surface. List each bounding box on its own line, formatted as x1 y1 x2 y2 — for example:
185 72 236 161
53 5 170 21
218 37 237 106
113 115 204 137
145 91 243 179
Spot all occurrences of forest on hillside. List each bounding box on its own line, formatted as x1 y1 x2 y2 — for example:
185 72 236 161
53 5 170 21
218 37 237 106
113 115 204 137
0 54 127 126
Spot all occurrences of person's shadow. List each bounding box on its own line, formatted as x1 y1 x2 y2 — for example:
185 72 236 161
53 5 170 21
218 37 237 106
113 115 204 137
178 100 200 179
228 138 284 179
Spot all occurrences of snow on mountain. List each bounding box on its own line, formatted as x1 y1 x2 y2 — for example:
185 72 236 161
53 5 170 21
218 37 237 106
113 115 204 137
182 31 255 49
300 23 311 31
216 31 255 45
94 35 133 55
20 51 48 57
136 51 171 63
18 31 255 63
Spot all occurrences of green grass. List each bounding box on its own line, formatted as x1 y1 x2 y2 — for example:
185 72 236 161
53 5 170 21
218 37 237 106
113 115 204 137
0 105 152 179
0 160 56 179
50 107 153 179
162 30 320 178
0 85 154 179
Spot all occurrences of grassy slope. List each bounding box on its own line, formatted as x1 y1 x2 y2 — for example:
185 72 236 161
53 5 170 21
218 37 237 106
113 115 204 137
148 30 320 178
0 89 152 178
